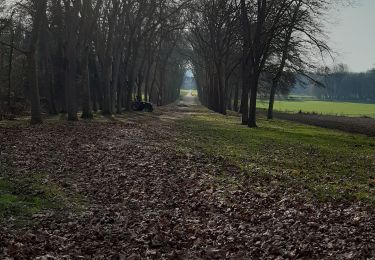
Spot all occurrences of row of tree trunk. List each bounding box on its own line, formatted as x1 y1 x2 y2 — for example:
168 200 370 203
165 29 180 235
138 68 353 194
190 0 332 127
0 0 189 123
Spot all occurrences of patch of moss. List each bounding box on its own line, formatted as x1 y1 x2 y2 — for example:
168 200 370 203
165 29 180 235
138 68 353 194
0 164 83 225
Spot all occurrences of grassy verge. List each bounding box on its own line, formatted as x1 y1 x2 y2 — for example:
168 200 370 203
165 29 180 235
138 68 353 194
176 111 375 203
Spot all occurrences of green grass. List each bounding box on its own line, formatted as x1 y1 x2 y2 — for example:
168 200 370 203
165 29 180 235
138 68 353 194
176 111 375 203
180 89 198 96
257 100 375 118
0 163 83 225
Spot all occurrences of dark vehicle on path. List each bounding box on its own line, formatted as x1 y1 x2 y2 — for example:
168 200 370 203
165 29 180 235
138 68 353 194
131 97 154 112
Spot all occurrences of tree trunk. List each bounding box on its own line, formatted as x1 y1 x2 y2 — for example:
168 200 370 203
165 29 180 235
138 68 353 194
144 62 152 102
81 47 93 119
248 74 259 128
137 71 143 101
240 0 250 125
101 4 117 115
92 82 98 112
28 0 47 124
63 2 79 121
126 74 134 110
94 57 103 110
27 51 42 124
233 81 239 112
111 50 122 112
240 64 249 124
149 64 158 103
40 16 57 115
217 64 226 115
64 47 78 121
7 25 14 110
267 79 277 119
102 57 113 115
116 82 122 114
227 85 233 111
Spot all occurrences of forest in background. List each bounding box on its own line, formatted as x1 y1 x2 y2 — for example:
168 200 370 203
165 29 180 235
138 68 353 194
292 65 375 102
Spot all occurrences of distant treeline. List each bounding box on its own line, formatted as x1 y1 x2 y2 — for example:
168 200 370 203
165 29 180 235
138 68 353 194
293 67 375 102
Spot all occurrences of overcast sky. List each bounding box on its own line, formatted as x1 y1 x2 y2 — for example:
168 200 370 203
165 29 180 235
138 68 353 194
327 0 375 72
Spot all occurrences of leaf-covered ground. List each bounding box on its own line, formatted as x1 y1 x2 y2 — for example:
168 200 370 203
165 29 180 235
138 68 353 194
1 96 375 259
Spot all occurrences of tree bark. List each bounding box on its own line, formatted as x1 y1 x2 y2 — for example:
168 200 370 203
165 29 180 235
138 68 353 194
267 79 277 119
81 47 93 119
240 62 249 124
28 0 47 124
64 45 78 121
233 81 239 112
63 1 80 121
111 50 122 112
267 2 301 120
27 50 42 124
248 73 259 128
7 24 14 110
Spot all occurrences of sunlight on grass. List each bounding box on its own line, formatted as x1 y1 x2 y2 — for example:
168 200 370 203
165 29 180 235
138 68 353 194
176 113 375 203
180 89 198 96
257 100 375 118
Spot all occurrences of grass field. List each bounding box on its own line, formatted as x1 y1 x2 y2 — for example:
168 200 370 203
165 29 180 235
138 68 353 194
257 100 375 118
176 111 375 203
0 167 79 225
180 89 198 96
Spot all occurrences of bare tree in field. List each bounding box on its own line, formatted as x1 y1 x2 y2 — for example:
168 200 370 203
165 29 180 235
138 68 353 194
237 0 334 127
266 0 332 119
241 0 294 127
267 0 303 120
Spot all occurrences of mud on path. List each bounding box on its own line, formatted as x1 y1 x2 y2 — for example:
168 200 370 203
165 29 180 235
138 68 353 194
1 101 375 259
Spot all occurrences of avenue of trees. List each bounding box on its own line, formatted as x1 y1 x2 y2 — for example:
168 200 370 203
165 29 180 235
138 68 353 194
188 0 335 126
0 0 189 123
0 0 359 127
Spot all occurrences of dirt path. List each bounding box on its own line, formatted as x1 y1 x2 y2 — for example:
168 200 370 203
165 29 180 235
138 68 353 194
1 101 375 259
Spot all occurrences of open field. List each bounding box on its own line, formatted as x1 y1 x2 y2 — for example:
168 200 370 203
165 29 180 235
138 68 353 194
180 89 198 97
257 100 375 118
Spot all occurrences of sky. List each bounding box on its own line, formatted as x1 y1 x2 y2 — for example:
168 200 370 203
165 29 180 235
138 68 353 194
327 0 375 72
185 70 193 77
